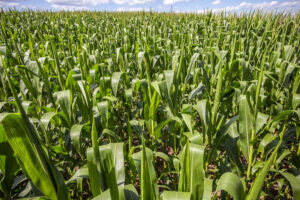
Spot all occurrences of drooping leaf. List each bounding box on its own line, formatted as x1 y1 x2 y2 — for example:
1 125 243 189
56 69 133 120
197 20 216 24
215 172 245 200
0 113 68 200
111 72 124 96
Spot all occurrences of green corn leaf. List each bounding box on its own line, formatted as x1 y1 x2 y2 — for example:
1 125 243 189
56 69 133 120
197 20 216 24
255 112 269 133
77 80 92 111
0 124 19 196
141 138 158 200
93 189 112 200
87 148 104 197
111 72 124 96
161 191 191 200
97 101 109 128
185 53 199 84
124 184 139 200
40 112 59 130
214 172 245 200
66 165 89 184
154 152 171 166
202 178 213 200
277 171 300 200
246 126 287 200
224 135 244 176
257 134 276 156
193 100 211 141
98 145 120 200
0 113 68 200
292 94 300 110
211 56 224 130
163 70 174 102
158 80 173 111
179 140 190 192
54 90 73 127
189 82 205 100
109 143 125 187
87 117 105 196
154 117 181 139
179 141 206 200
181 113 193 134
70 124 85 157
189 143 206 200
239 95 254 161
246 148 278 200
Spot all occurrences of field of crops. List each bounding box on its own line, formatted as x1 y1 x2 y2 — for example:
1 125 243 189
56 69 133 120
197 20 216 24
0 10 299 200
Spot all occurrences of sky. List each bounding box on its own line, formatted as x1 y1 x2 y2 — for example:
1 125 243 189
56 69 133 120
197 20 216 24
0 0 299 13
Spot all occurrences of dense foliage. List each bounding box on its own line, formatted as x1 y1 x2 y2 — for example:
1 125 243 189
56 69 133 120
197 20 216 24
0 10 299 200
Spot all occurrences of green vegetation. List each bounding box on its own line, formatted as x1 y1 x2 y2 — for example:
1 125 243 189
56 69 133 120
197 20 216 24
0 10 299 199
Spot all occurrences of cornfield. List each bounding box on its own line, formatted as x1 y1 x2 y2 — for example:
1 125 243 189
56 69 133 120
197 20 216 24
0 9 299 200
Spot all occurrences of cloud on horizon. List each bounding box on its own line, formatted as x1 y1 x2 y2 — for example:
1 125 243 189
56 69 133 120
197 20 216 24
0 0 299 13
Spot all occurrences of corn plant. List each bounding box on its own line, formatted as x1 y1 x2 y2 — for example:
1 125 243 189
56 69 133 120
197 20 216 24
0 9 300 200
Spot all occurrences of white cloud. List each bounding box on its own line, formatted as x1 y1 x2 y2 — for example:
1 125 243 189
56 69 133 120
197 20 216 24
46 0 109 10
212 0 221 5
251 1 278 9
20 4 37 9
280 1 300 7
46 0 152 9
51 4 88 10
163 0 190 6
0 0 39 8
0 0 21 7
198 1 300 13
113 0 153 6
0 2 19 7
117 7 149 11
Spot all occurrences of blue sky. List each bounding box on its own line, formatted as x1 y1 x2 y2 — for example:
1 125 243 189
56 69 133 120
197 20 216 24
0 0 299 12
